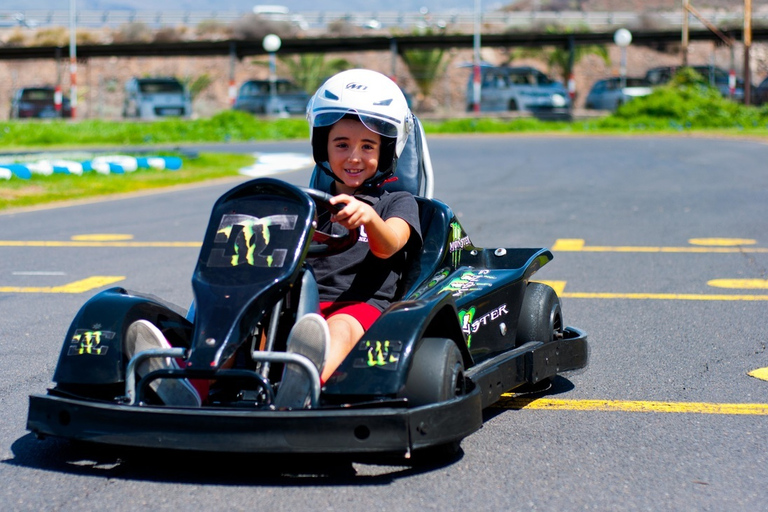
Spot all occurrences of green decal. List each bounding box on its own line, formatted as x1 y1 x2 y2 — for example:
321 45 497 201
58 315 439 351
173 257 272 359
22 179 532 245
458 307 476 347
353 339 402 370
208 214 297 268
68 329 114 356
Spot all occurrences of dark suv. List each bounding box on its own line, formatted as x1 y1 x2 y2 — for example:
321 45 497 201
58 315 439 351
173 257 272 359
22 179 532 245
645 65 750 102
10 86 72 119
233 79 310 115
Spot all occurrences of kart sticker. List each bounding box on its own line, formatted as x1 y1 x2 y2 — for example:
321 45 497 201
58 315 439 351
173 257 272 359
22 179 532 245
207 214 298 268
409 267 450 299
459 303 509 347
449 222 472 267
458 306 476 347
354 339 403 370
67 329 115 356
440 270 495 298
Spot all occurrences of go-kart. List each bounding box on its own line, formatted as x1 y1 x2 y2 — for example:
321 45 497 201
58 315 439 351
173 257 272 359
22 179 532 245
27 118 588 460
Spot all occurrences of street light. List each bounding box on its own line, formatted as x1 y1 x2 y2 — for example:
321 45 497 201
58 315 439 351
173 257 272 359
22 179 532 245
614 28 632 90
262 33 283 116
472 0 481 113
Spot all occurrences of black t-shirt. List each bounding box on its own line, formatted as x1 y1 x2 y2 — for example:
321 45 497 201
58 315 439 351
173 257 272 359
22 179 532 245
310 190 422 311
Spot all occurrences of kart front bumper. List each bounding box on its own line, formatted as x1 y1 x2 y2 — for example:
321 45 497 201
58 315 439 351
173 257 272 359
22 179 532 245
27 387 483 457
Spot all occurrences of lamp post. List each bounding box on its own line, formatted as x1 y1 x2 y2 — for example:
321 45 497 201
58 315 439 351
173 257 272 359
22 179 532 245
262 33 282 115
613 28 632 90
69 0 77 119
472 0 481 113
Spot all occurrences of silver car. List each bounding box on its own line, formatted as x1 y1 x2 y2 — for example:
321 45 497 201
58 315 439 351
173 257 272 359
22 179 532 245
466 65 571 119
123 77 192 119
233 79 310 116
585 77 653 110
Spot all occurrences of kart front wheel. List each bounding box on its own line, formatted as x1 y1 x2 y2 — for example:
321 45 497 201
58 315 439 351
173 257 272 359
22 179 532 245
516 282 563 346
400 337 465 407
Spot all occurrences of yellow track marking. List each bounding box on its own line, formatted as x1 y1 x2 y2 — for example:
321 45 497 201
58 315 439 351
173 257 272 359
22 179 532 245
748 368 768 382
71 234 134 242
0 241 200 248
689 238 756 246
552 238 768 254
708 279 768 289
496 396 768 415
535 280 768 301
561 291 768 301
0 276 124 293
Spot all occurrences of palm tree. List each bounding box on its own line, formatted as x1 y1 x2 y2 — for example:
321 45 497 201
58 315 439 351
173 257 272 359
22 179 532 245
278 54 352 94
251 53 352 94
399 27 447 111
505 26 609 84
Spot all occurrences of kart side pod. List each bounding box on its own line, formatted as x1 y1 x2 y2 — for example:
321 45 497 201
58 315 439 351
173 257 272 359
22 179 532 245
51 287 192 387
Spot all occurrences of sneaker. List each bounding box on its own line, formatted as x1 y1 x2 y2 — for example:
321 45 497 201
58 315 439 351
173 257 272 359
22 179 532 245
273 313 329 409
125 319 201 407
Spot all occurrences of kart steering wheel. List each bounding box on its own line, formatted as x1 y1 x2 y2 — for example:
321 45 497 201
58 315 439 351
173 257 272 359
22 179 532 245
301 188 359 257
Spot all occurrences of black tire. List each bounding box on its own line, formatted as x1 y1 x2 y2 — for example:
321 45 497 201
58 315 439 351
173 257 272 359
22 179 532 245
400 337 465 407
515 282 563 391
516 282 563 347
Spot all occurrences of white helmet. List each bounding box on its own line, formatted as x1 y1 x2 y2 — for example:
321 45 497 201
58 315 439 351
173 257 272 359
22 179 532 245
307 69 413 186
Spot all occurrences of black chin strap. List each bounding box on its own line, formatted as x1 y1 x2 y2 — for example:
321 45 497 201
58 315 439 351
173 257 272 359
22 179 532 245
319 162 345 185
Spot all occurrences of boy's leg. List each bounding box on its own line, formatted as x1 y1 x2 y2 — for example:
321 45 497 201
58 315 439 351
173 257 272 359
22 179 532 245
273 313 330 409
323 314 364 382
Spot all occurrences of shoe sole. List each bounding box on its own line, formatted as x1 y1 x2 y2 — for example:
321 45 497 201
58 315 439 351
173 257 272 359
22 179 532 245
273 313 329 409
127 320 201 407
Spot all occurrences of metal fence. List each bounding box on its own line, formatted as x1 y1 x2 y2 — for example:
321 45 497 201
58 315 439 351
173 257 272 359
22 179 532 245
1 9 766 32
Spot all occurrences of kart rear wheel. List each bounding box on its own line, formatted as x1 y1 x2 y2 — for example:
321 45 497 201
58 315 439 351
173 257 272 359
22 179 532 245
400 337 465 408
516 282 563 347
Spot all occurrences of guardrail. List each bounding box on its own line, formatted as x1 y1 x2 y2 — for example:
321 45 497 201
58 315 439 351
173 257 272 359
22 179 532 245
1 9 766 31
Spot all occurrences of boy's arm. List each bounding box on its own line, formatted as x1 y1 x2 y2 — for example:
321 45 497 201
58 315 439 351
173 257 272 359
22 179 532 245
330 195 411 259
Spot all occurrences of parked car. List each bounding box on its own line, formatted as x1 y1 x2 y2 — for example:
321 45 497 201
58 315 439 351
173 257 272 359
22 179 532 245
644 65 750 102
754 76 768 106
10 86 71 119
233 79 310 115
465 65 571 118
585 77 653 110
123 77 192 119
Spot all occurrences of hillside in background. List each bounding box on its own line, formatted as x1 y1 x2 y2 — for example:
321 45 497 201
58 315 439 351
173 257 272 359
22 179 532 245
2 0 763 13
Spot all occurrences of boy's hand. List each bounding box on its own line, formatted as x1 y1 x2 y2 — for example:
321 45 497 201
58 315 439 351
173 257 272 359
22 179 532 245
329 194 411 259
329 194 375 230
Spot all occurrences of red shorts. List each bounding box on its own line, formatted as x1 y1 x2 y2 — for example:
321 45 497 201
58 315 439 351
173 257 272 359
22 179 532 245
320 301 381 331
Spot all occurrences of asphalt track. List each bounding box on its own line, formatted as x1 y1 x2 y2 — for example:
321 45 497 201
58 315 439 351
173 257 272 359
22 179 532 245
1 135 767 510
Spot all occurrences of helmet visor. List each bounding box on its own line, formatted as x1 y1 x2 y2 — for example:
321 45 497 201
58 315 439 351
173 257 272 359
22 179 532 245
312 108 400 138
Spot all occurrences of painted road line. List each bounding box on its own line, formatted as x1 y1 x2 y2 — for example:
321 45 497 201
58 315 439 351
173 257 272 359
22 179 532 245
748 368 768 382
495 396 768 415
536 280 768 301
0 240 200 248
0 276 124 293
552 238 768 254
708 279 768 289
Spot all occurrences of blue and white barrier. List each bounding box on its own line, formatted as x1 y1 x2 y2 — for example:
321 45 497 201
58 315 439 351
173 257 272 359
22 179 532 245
0 155 182 180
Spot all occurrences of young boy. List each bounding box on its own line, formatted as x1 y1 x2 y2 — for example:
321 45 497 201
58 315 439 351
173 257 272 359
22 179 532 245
125 69 421 409
274 69 422 408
